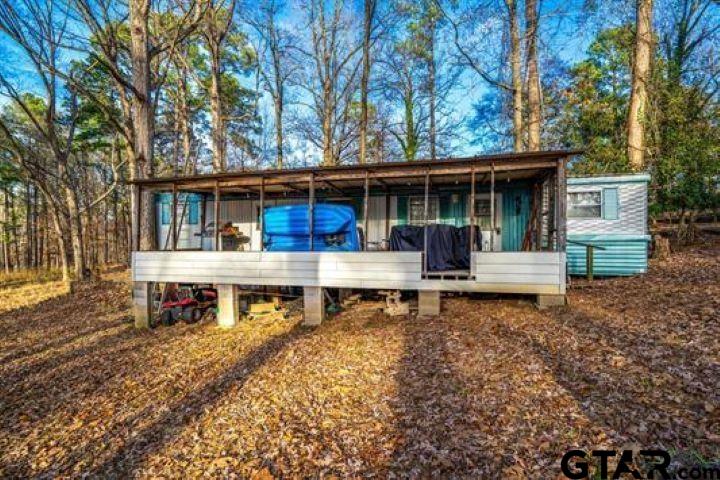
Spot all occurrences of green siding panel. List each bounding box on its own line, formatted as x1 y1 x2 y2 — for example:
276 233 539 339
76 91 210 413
397 196 408 225
501 187 531 251
439 193 467 227
439 194 454 224
567 234 649 276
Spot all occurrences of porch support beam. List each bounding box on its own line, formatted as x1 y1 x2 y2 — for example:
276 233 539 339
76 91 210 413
214 180 220 251
217 284 239 328
309 173 315 251
171 183 178 250
303 286 325 326
134 185 142 251
363 171 369 250
490 162 495 251
200 193 207 250
556 157 567 252
470 166 476 255
259 177 265 251
423 170 430 275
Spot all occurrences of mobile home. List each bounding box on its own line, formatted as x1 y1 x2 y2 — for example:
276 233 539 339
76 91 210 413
131 151 580 327
566 173 651 276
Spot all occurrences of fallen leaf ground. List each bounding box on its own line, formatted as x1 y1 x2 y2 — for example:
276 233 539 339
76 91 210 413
0 241 718 478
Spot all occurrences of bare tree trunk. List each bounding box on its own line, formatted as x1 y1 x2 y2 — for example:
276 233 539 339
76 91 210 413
2 188 10 274
427 25 437 161
359 0 376 164
209 46 226 172
64 182 88 280
32 186 39 268
38 188 70 282
504 0 523 152
24 182 31 269
525 0 541 151
274 95 284 169
130 0 156 252
10 190 19 271
112 191 119 263
178 72 193 174
322 81 334 166
627 0 653 171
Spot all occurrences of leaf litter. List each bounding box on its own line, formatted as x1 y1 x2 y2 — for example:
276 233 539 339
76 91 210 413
0 240 717 478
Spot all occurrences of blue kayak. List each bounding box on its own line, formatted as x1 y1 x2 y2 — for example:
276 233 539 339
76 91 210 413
263 203 360 251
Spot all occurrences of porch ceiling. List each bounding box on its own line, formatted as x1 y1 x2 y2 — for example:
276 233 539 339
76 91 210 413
132 149 581 195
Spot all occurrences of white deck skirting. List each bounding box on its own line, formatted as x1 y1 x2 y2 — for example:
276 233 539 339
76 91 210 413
132 250 566 294
472 252 566 295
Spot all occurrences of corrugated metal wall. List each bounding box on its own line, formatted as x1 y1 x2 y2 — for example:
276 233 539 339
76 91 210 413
501 187 531 251
567 234 649 276
567 179 647 235
567 175 650 276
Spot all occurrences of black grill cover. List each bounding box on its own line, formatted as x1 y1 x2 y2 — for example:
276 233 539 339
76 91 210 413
389 224 483 271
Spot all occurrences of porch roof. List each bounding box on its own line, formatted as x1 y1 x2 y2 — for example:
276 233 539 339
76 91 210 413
131 149 581 195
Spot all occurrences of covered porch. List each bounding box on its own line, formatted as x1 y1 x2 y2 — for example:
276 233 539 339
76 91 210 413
130 151 577 327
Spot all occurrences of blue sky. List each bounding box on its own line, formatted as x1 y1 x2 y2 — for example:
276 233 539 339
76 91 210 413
0 0 609 163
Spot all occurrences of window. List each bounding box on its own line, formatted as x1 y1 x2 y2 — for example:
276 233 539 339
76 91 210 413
473 198 493 228
408 196 438 225
160 199 199 226
161 203 171 225
568 191 602 218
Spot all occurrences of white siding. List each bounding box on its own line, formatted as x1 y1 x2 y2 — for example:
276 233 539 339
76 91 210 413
472 252 565 295
133 251 422 289
567 181 647 236
133 250 564 294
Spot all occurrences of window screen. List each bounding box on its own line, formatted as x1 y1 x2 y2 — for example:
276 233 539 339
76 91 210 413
568 191 602 218
408 196 438 225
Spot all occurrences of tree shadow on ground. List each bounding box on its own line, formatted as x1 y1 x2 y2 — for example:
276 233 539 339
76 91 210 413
389 315 495 477
491 309 718 452
0 319 202 431
24 324 310 478
0 281 129 352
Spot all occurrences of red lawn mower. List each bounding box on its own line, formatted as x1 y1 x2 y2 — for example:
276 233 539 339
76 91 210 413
151 283 217 328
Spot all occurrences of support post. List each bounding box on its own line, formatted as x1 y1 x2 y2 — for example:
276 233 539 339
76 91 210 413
536 294 566 309
133 281 153 329
134 185 142 252
259 177 265 251
171 183 178 250
556 157 567 252
586 245 594 281
384 193 390 241
303 286 325 326
363 171 369 250
200 193 207 250
214 180 220 251
418 290 441 317
217 284 239 328
423 170 430 275
490 162 495 251
309 173 315 251
469 166 476 254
